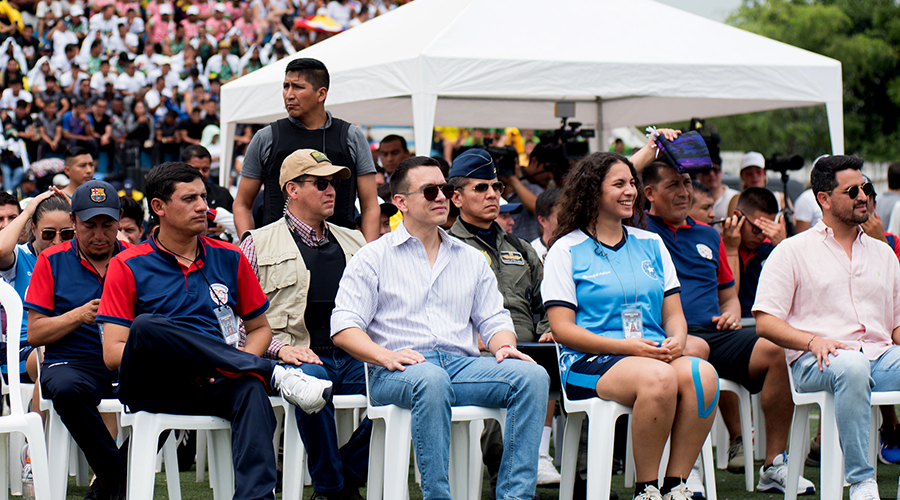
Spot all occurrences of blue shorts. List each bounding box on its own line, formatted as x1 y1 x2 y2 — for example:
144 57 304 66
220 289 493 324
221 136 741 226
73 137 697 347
0 340 35 385
565 353 628 400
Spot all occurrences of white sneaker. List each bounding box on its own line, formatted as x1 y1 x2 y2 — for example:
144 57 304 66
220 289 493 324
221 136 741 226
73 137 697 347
635 484 664 500
686 457 705 499
663 482 693 500
274 366 332 414
849 478 880 500
536 453 561 485
756 453 815 495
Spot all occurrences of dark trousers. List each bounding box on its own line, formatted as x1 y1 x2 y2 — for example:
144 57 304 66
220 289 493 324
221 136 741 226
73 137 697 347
41 361 125 488
296 348 371 493
117 314 279 500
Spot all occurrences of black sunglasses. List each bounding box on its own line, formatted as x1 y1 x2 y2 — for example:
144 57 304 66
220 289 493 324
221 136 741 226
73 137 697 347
735 210 763 235
401 183 455 201
471 181 505 194
41 228 75 241
838 182 875 199
295 178 341 191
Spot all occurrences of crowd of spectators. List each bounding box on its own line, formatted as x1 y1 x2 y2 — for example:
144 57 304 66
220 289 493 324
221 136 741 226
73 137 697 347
0 0 402 193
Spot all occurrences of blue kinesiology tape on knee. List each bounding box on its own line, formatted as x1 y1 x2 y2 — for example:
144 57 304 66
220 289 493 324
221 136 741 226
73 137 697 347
691 357 719 419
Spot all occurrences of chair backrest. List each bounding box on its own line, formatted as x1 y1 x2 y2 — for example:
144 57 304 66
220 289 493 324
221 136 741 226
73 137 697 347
553 342 575 407
0 280 26 416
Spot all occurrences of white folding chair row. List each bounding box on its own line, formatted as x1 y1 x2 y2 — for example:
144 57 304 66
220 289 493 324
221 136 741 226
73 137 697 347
363 363 504 500
784 367 900 500
0 282 50 500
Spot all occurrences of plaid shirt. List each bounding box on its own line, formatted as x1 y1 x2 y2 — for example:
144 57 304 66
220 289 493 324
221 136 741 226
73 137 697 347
238 211 328 357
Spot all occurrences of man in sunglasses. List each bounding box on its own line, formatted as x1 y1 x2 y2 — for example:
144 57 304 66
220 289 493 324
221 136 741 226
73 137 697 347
240 149 370 500
642 161 814 495
24 180 130 500
446 149 559 490
755 155 900 500
332 156 549 500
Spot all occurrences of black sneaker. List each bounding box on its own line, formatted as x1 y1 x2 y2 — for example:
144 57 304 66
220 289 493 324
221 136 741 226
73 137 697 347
83 478 110 500
805 440 820 467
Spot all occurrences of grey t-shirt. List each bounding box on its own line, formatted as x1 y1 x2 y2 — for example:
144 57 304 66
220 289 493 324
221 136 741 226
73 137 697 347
241 111 375 180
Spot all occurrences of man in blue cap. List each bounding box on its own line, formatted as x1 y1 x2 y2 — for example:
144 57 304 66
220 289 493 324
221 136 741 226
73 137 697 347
446 148 559 492
25 179 129 500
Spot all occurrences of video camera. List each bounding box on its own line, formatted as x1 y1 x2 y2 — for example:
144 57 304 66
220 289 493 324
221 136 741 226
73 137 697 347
765 153 804 174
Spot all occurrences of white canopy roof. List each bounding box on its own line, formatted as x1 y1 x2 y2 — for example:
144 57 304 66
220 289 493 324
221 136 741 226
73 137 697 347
219 0 843 183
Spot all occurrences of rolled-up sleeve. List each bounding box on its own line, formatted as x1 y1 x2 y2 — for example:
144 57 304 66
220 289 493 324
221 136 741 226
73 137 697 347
331 246 379 336
470 257 515 347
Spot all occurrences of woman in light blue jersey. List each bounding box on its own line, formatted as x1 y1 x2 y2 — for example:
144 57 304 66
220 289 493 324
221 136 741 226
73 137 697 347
0 189 71 404
543 152 719 500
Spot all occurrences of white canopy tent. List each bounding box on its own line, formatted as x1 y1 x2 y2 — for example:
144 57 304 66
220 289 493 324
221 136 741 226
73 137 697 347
219 0 843 185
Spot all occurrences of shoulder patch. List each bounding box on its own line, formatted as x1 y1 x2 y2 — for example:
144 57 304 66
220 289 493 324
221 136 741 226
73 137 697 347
479 249 492 266
696 243 714 261
499 251 524 266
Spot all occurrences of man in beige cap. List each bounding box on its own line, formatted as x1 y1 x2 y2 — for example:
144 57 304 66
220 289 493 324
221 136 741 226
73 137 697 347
240 149 369 500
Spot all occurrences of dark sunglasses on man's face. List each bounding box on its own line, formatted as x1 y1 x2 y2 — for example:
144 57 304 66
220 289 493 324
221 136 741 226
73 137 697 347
735 210 763 235
296 178 341 191
401 183 456 201
41 228 75 241
471 181 505 194
839 182 875 200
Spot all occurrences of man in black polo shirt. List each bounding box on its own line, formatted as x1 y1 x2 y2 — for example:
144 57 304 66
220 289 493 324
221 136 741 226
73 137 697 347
234 58 380 241
241 148 369 500
177 107 205 147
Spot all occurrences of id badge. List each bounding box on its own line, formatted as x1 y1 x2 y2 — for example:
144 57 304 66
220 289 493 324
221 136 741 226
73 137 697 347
215 305 240 347
622 306 643 339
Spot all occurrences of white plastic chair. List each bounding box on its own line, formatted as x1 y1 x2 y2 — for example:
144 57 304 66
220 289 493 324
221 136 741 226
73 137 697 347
712 379 755 491
0 281 50 500
1 375 33 496
363 363 505 500
120 411 234 500
784 366 900 500
555 343 718 500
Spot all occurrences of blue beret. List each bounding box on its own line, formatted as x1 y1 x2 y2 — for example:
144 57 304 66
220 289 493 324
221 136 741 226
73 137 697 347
449 149 497 180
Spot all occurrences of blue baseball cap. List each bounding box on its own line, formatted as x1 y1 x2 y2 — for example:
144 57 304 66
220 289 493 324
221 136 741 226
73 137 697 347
499 199 523 214
71 180 121 221
448 149 496 180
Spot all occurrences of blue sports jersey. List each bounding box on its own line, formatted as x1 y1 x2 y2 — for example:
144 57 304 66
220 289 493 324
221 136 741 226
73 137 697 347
644 213 734 327
25 239 130 367
97 232 269 342
542 226 680 389
738 242 774 318
0 244 38 339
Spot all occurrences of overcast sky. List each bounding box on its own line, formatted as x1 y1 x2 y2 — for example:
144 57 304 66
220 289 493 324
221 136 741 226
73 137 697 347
654 0 743 23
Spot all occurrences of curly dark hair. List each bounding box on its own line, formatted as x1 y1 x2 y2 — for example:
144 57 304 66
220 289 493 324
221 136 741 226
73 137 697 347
550 152 645 246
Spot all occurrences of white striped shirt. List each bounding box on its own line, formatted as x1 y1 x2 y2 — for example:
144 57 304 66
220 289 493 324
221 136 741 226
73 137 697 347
330 222 514 357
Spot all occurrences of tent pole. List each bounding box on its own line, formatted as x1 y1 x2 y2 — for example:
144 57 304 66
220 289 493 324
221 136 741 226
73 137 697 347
825 100 844 155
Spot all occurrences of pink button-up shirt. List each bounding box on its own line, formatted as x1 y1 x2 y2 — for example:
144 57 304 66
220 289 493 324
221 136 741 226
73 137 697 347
753 220 900 364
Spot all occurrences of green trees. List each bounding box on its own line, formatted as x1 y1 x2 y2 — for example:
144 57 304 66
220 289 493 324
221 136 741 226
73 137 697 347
663 0 900 160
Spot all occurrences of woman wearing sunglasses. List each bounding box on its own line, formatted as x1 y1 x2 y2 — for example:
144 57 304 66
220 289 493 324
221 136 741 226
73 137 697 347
542 152 719 500
0 188 71 403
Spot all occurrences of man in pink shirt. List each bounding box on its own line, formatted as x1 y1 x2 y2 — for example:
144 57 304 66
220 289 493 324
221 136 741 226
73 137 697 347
754 155 900 500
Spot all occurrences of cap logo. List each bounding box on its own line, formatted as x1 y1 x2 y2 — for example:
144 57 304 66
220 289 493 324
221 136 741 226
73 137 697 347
90 188 106 203
310 151 330 163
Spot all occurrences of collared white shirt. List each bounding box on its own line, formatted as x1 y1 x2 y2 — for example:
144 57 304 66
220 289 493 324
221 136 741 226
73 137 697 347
753 220 900 364
331 222 514 357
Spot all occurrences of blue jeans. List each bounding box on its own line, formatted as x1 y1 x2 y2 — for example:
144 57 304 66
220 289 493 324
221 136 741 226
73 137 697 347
369 350 549 500
791 346 900 484
1 163 22 193
295 349 371 493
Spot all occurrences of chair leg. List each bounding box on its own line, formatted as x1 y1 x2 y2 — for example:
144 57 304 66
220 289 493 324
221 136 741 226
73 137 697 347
195 430 207 483
468 420 485 500
586 408 617 500
45 410 72 500
125 419 162 500
382 410 412 500
558 412 585 500
281 404 306 500
163 432 182 500
448 420 469 500
624 415 635 488
7 431 21 496
820 400 843 500
869 406 879 476
785 405 811 500
209 428 234 500
0 432 8 500
737 390 755 491
366 418 386 500
713 414 727 470
701 435 717 500
23 417 50 500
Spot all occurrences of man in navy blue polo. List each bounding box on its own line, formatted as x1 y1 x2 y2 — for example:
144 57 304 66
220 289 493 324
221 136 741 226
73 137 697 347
25 179 129 500
98 162 333 500
641 161 814 495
